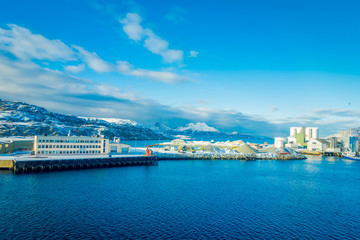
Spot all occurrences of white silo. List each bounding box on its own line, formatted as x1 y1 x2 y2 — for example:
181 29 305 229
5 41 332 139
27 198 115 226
312 128 319 139
305 128 312 141
298 127 306 134
290 127 297 137
274 137 286 148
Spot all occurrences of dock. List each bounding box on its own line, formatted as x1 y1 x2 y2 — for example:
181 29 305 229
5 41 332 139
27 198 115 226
298 150 343 157
0 151 307 174
0 155 158 173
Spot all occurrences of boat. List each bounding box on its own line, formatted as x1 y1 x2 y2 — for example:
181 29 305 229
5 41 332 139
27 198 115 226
343 152 360 161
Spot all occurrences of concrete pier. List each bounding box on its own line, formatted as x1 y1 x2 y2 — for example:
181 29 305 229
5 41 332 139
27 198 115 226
0 152 307 174
0 155 157 173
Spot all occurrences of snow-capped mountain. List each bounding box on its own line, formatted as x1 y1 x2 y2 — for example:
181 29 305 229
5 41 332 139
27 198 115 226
152 121 261 140
176 122 220 133
153 122 172 133
0 99 167 140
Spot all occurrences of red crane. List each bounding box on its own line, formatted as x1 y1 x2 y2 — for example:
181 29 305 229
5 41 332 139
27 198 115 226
144 144 161 156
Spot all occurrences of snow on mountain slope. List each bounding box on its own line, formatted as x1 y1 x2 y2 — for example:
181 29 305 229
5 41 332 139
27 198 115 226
176 122 220 133
152 122 171 132
0 99 167 139
81 117 139 127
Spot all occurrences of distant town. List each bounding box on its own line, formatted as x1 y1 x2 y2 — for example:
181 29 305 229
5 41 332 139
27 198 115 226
274 127 358 156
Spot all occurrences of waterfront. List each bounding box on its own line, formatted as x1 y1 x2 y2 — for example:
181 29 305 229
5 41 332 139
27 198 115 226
1 156 360 239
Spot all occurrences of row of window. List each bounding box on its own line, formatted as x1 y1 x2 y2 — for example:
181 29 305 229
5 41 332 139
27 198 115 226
38 145 101 149
38 139 102 143
37 150 101 155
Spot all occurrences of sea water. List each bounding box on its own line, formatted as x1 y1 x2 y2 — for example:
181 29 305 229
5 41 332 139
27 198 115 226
1 155 359 239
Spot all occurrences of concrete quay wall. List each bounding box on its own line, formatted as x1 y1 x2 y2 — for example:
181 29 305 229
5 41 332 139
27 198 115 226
6 156 157 173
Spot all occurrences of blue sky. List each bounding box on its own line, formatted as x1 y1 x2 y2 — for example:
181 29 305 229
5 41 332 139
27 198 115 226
0 0 360 137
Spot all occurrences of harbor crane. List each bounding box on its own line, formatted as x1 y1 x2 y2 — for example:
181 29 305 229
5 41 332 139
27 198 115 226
144 144 161 156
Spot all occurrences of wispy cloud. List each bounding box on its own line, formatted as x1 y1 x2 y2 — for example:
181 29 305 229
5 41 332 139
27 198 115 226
0 24 75 61
0 24 189 84
116 61 189 83
72 45 113 73
120 13 184 63
64 63 85 73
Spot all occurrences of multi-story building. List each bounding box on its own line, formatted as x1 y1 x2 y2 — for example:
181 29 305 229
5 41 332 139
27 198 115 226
34 135 130 156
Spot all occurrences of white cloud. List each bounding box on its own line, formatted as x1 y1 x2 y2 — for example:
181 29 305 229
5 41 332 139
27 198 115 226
119 13 145 41
120 13 184 63
162 49 183 63
72 45 113 73
143 30 169 54
189 50 198 58
116 61 188 84
0 24 75 61
65 63 85 73
0 24 191 84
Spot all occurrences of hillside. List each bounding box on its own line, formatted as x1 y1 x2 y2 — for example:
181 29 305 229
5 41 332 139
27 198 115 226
0 99 167 140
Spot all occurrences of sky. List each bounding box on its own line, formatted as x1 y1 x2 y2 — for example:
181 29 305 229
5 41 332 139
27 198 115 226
0 0 360 137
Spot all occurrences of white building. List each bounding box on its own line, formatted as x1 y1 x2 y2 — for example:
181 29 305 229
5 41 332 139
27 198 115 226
274 137 287 148
289 127 319 142
307 139 329 152
34 135 130 156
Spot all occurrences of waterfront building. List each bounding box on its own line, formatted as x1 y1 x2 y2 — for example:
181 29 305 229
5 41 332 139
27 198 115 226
34 135 130 156
0 137 34 154
307 139 330 152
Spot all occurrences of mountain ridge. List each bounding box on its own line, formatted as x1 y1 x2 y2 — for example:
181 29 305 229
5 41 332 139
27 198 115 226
0 99 167 140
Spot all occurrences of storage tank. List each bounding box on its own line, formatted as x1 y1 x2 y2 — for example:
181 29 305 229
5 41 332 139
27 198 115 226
312 127 319 139
274 137 286 148
297 127 305 134
290 127 297 137
305 128 312 141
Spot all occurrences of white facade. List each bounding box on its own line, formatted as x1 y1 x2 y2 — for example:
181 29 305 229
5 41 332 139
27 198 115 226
34 135 129 156
307 138 329 152
274 137 286 148
109 142 130 154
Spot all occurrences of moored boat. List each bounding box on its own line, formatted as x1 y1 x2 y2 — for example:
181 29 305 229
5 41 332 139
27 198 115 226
343 152 360 161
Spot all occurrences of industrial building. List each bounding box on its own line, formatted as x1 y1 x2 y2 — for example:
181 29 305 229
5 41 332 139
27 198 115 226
34 135 130 156
0 137 34 154
307 139 330 152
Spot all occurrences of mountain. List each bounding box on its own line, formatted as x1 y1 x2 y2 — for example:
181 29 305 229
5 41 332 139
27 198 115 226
152 122 266 141
0 99 167 140
324 127 360 139
175 122 220 133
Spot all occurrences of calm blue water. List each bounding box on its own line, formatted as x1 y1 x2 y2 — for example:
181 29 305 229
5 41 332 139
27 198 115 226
1 156 360 239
